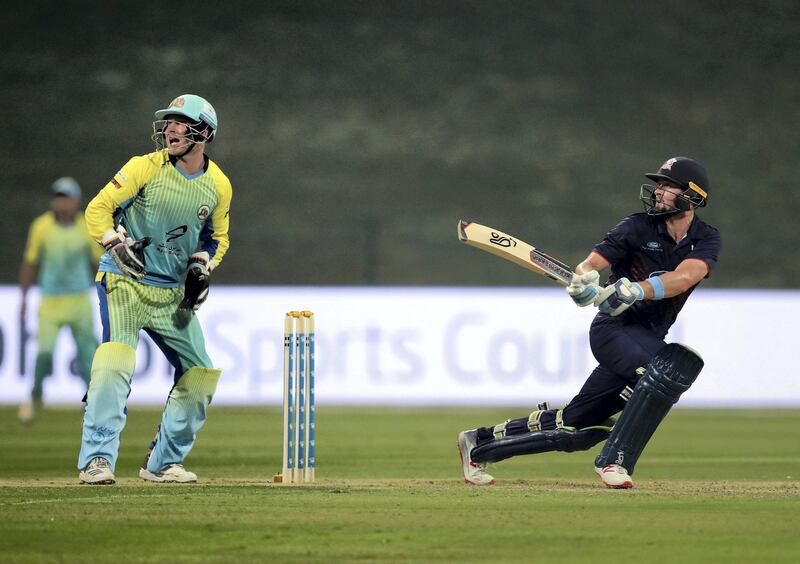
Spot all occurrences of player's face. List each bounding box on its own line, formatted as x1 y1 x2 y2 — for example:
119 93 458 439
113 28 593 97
653 182 683 213
163 116 204 155
51 195 78 218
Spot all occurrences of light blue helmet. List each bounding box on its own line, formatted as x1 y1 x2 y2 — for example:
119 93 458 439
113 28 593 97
153 94 218 142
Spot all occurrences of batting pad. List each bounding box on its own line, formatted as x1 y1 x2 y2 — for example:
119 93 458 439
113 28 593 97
146 366 222 473
77 342 137 471
594 343 704 474
471 425 612 464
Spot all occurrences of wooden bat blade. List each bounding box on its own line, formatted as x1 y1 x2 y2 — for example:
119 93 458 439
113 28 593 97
458 220 574 286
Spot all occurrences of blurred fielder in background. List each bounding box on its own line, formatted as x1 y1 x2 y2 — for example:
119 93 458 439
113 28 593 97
18 178 103 423
458 157 720 488
77 94 232 485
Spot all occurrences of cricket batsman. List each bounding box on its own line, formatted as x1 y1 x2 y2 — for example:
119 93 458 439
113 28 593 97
458 157 720 488
78 94 232 484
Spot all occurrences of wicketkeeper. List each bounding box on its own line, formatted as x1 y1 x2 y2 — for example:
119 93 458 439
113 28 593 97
77 94 232 484
458 157 720 488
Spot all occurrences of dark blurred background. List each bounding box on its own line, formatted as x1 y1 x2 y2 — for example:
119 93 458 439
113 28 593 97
2 0 797 287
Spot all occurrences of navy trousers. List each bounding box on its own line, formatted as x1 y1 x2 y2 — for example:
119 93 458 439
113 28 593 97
561 314 666 429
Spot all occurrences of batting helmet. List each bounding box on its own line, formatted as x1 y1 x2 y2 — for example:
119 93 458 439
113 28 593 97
644 157 709 210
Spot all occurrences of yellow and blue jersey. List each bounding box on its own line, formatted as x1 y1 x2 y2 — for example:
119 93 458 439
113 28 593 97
23 212 102 295
85 150 232 288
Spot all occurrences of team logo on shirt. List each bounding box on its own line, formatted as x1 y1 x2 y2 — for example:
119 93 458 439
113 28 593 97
197 205 211 220
642 241 663 252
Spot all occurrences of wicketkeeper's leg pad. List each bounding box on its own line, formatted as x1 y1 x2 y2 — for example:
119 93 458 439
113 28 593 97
78 342 137 471
146 366 222 472
471 425 613 464
594 343 704 475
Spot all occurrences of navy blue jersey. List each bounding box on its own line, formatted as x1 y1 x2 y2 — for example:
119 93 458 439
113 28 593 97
592 213 721 337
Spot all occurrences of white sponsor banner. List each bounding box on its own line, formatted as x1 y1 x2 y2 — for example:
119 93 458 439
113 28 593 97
0 286 797 406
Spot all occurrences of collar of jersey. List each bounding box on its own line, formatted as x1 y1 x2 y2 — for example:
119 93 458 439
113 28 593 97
169 154 209 180
655 214 701 245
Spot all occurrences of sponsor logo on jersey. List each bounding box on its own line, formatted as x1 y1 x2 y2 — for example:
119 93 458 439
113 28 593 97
641 241 663 252
111 178 122 189
157 243 182 257
197 205 211 221
166 225 188 242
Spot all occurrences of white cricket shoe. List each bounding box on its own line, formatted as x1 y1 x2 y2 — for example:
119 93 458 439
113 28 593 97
79 457 116 485
595 464 633 489
457 429 496 486
140 463 198 483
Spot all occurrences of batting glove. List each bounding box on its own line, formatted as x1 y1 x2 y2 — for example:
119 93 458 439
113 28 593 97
596 278 644 316
566 270 601 307
102 225 152 280
179 251 215 311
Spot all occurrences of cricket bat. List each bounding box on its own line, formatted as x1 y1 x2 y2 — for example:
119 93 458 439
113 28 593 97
457 220 575 286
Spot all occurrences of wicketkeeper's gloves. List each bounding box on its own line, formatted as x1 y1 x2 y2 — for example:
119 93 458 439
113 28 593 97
102 225 152 280
179 251 215 311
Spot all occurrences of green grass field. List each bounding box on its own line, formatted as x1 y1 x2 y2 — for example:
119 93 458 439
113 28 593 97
1 406 798 563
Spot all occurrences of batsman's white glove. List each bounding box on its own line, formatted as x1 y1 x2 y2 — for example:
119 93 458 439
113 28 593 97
596 277 644 316
566 270 601 307
102 225 152 280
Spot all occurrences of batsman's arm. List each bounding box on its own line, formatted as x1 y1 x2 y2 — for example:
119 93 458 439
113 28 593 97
636 258 709 300
565 251 609 307
574 251 610 276
596 258 710 316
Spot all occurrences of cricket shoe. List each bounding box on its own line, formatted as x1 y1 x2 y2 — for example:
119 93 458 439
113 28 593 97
457 429 496 486
140 464 198 483
595 464 633 489
79 457 116 485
